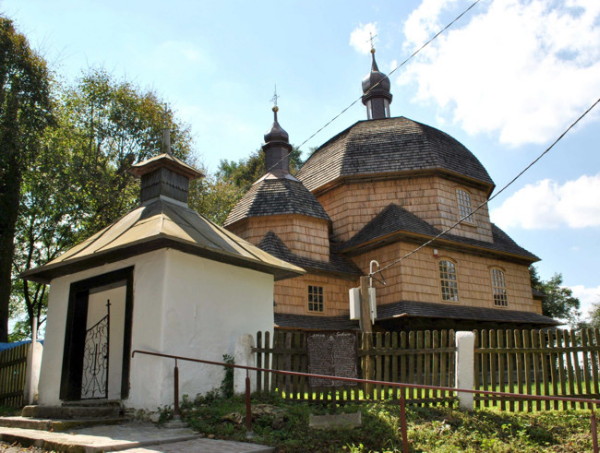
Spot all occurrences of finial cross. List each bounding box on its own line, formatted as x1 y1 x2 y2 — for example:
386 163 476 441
369 32 378 52
271 84 279 107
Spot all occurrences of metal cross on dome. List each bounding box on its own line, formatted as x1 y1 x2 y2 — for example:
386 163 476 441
270 84 279 108
369 31 378 52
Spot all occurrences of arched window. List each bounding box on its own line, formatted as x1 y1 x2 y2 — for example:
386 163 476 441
456 189 473 223
439 260 459 301
491 268 508 306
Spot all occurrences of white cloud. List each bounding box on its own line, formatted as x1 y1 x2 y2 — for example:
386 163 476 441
401 0 600 145
491 174 600 229
570 285 600 320
349 23 378 55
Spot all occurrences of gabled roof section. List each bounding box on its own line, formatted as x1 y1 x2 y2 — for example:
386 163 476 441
224 177 330 226
377 300 559 326
341 204 539 262
259 231 361 279
297 116 494 193
22 199 305 283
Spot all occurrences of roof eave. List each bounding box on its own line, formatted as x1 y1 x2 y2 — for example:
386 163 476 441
340 230 539 264
21 235 305 284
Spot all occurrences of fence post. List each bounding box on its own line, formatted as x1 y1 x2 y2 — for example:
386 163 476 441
234 334 256 395
455 331 475 409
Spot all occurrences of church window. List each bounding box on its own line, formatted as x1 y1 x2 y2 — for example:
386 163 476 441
308 285 324 312
456 189 473 223
439 260 459 301
491 268 508 306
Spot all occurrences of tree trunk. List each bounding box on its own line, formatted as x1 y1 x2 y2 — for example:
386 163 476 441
0 155 22 342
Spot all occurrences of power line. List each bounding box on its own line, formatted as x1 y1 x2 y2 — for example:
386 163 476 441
372 96 600 277
261 0 483 175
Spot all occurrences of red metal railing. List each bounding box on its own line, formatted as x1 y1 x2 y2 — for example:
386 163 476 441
132 349 600 453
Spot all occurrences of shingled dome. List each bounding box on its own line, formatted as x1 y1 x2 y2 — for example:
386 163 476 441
297 116 495 193
224 176 330 226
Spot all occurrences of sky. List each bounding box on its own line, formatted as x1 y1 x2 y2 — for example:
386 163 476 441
2 0 599 321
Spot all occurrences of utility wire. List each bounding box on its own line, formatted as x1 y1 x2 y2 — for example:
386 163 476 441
372 96 600 277
261 0 483 175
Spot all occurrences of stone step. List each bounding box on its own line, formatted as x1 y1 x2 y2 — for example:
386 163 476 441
0 415 128 431
0 423 205 453
22 404 122 419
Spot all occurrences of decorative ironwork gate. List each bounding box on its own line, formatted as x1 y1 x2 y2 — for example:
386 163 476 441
81 301 110 399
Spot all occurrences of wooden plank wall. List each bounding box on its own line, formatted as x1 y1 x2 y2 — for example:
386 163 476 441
0 343 29 408
474 328 600 411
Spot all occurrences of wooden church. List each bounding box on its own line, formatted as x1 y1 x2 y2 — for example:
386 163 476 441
225 49 558 332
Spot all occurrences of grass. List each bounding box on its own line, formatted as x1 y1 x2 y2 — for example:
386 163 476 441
177 392 595 452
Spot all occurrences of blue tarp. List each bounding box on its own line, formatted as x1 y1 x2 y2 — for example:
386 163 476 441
0 340 44 352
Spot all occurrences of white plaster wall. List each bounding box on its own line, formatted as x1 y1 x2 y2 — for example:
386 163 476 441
38 250 169 409
160 249 274 402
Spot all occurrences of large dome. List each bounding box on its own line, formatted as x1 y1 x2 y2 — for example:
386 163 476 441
297 116 494 193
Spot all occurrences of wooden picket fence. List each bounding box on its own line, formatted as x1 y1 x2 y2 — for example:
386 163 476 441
475 328 600 411
0 343 29 408
253 330 457 405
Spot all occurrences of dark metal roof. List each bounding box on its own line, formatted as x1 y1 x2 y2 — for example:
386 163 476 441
377 300 559 326
341 203 539 262
275 313 359 331
259 231 361 278
224 177 330 226
297 116 495 192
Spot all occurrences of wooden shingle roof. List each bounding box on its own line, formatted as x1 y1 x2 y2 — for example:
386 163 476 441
340 204 539 262
377 300 559 326
224 176 330 226
259 231 360 278
297 116 495 193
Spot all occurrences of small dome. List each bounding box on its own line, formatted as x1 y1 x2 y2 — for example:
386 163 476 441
264 106 289 143
362 51 391 98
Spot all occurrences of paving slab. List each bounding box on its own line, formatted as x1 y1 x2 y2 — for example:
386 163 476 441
118 438 274 453
0 421 272 452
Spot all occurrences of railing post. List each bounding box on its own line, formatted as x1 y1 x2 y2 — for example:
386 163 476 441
173 359 181 419
592 405 599 453
399 392 409 453
245 369 253 435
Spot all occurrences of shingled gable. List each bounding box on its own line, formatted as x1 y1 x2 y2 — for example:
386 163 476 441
259 231 360 278
340 203 539 263
297 116 495 194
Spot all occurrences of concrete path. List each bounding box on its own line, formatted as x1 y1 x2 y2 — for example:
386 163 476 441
0 421 274 452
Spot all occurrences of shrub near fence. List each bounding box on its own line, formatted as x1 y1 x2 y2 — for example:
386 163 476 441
475 328 600 411
0 343 29 408
253 330 457 406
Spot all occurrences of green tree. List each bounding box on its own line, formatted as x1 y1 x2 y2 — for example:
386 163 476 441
11 69 194 339
0 17 53 342
588 304 600 330
217 146 304 192
530 266 581 325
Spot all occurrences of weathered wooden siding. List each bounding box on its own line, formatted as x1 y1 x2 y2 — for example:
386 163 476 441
352 242 538 313
316 176 493 243
274 274 357 316
228 214 330 262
